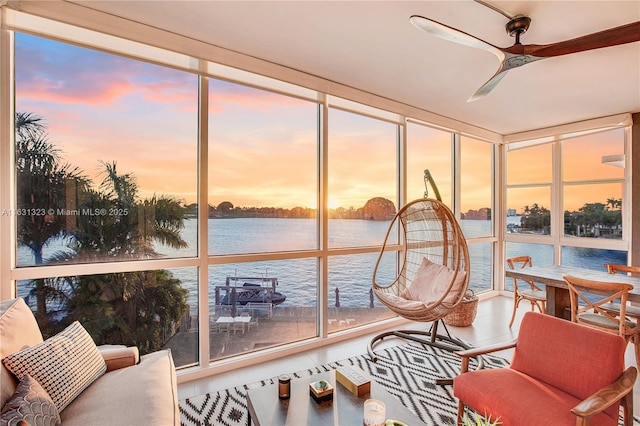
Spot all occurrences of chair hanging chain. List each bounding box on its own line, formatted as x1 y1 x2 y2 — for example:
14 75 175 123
424 169 443 202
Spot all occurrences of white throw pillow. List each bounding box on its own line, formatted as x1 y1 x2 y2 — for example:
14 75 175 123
403 257 467 306
2 321 107 412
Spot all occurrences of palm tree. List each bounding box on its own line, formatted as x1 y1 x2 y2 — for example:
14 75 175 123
49 161 189 351
16 112 189 351
15 112 89 321
520 203 550 232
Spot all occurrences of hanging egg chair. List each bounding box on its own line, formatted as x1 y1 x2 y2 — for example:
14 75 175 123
367 170 478 373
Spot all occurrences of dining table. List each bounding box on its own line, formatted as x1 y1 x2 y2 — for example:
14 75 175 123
505 264 640 319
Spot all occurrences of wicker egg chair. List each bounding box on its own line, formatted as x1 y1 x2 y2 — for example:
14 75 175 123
367 170 478 375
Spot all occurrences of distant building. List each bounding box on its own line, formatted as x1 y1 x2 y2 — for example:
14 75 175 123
463 207 491 220
507 208 517 217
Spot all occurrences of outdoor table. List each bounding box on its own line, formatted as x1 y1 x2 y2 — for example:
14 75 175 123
215 315 252 334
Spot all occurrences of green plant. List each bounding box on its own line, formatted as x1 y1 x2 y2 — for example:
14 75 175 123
454 411 502 426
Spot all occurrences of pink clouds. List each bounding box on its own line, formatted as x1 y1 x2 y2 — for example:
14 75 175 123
17 34 197 109
19 79 136 105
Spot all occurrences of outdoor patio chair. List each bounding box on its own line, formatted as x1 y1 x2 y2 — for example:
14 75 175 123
506 255 546 327
233 320 244 334
564 274 640 367
249 317 259 331
454 312 637 425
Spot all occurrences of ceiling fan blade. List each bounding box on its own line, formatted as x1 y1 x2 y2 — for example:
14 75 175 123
467 51 544 102
409 15 504 60
467 67 509 102
513 20 640 58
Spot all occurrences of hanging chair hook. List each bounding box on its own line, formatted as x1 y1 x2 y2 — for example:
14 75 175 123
424 169 443 202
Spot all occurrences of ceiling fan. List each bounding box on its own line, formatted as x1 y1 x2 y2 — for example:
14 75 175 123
410 5 640 102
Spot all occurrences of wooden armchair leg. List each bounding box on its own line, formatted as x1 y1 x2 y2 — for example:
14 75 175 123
456 401 465 425
622 393 633 426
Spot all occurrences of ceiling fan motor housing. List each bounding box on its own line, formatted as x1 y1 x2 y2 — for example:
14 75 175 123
506 15 532 41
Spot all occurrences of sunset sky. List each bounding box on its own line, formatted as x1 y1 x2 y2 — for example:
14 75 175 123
16 33 625 213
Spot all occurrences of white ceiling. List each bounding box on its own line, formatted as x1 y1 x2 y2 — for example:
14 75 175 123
70 0 640 135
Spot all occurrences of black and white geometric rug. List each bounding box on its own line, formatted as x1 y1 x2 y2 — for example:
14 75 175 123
179 341 639 426
179 341 508 426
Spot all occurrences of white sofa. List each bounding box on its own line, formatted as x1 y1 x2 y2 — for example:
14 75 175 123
0 297 180 425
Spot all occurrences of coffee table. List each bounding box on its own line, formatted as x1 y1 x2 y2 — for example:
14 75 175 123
246 368 426 425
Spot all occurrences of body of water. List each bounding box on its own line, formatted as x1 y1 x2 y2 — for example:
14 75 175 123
17 217 627 314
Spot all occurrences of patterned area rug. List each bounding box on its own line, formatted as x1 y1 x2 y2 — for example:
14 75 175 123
179 341 638 426
179 341 509 426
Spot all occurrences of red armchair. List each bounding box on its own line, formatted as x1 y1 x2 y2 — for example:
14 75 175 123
453 312 637 425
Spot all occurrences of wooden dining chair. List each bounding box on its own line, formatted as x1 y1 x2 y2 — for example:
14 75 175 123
606 263 640 276
603 264 640 320
564 274 640 367
506 256 546 327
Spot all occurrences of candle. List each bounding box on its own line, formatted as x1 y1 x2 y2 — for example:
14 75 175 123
278 374 291 399
363 399 386 426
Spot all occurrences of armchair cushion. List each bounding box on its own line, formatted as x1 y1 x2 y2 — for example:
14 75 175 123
454 312 629 425
375 291 427 311
455 367 617 426
509 312 626 420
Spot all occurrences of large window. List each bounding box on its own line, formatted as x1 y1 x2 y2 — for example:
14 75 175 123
208 259 318 361
461 137 493 237
504 126 629 285
11 29 413 368
14 33 200 365
505 143 552 235
208 80 319 255
562 129 625 240
16 34 198 266
406 123 452 206
205 81 320 361
21 10 639 377
326 108 399 331
461 136 494 292
327 108 398 248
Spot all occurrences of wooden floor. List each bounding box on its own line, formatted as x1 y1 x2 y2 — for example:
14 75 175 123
178 295 640 410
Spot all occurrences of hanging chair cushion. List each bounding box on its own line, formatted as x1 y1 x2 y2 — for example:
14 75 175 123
402 257 467 307
375 292 428 311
